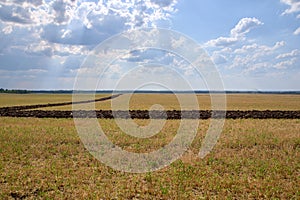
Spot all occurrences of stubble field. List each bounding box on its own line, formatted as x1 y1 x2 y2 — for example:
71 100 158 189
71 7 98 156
0 93 299 199
1 93 298 110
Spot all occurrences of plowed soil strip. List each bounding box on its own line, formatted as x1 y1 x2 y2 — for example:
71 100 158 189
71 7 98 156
0 94 122 111
0 110 299 119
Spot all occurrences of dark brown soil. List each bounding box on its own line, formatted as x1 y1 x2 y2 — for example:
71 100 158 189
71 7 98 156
0 109 299 119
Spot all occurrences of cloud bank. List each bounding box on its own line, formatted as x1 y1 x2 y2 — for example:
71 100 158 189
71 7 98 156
0 0 178 89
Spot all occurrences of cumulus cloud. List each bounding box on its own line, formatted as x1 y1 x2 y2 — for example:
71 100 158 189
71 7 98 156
0 0 44 8
121 49 161 63
230 17 264 38
211 40 294 74
276 49 300 59
0 0 178 29
0 0 179 89
273 41 286 49
205 37 238 47
61 29 72 39
234 41 285 54
2 25 13 34
0 5 33 24
281 0 300 35
205 17 263 47
203 16 295 77
234 43 258 54
294 27 300 35
212 53 228 64
281 0 300 15
51 0 75 25
25 40 89 57
274 58 297 69
0 0 178 46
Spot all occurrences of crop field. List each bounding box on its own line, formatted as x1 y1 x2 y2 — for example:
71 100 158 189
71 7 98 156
1 93 300 111
0 93 299 199
0 93 110 108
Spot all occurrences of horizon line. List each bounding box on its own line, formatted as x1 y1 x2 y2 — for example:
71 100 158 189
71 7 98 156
1 88 300 94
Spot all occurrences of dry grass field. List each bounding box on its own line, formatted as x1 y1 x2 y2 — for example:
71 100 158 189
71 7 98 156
0 94 109 108
0 93 299 199
3 93 297 111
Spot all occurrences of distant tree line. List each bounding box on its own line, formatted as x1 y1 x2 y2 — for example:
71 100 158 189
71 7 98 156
0 88 30 94
0 88 299 94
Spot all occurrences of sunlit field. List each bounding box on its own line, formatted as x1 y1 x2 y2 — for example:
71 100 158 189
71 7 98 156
2 93 298 111
0 93 110 108
0 94 299 199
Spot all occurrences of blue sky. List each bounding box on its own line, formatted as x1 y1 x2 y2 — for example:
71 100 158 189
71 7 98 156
0 0 299 90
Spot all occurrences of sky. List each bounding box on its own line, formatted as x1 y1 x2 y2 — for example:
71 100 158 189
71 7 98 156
0 0 299 91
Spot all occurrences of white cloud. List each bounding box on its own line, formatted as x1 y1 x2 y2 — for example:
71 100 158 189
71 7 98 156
205 37 238 47
281 0 300 36
204 20 294 75
0 0 44 8
171 36 187 49
205 17 263 47
61 29 71 39
281 0 300 15
217 41 289 73
234 43 258 54
234 41 283 54
230 17 264 38
2 25 12 34
273 41 286 49
25 0 177 46
0 0 178 29
274 58 297 69
0 5 33 25
51 0 75 25
246 62 269 72
212 53 228 64
276 49 300 59
25 40 89 57
0 0 178 84
294 27 300 35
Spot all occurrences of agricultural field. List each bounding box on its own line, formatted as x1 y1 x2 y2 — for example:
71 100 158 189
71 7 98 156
22 93 300 111
0 93 299 199
0 93 109 108
1 93 300 111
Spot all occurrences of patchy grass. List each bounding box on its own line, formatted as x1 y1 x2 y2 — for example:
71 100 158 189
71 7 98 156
0 117 299 199
1 94 299 198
